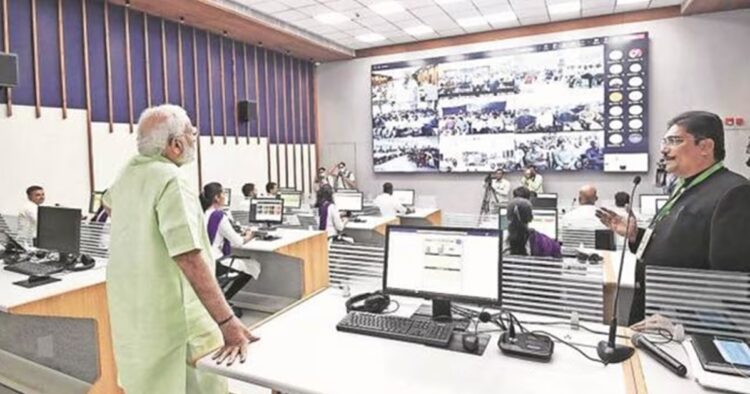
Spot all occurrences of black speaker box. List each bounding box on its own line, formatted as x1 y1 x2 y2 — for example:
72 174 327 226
237 100 257 122
0 53 19 88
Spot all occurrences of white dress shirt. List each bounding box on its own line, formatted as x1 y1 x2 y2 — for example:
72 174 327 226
373 193 407 217
561 204 607 230
18 200 39 242
204 207 261 278
323 203 346 237
491 178 511 203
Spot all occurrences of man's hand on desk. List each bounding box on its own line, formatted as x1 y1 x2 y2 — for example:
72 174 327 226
213 317 260 366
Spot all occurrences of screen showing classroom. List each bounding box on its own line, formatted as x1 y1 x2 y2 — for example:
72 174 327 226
371 32 649 174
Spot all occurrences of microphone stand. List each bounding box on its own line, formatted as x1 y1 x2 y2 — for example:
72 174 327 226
597 176 640 364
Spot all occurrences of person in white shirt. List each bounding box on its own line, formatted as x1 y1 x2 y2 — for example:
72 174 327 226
18 185 45 242
561 185 607 230
521 166 544 194
200 183 261 302
315 184 347 238
373 182 408 217
490 169 511 206
238 183 257 213
329 162 357 190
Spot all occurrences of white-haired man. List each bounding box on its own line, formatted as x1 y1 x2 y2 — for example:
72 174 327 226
102 105 258 393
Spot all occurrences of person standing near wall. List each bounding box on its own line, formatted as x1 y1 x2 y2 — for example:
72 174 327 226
521 166 544 194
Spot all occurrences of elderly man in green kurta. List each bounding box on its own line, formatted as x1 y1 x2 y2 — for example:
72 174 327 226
103 104 258 393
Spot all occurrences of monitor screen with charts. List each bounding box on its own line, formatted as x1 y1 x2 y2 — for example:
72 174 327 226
37 206 82 254
249 198 284 224
384 226 501 306
279 191 302 209
639 194 668 216
334 192 363 212
392 189 415 206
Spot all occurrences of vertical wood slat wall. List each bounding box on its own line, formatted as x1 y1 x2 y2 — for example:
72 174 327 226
0 0 317 193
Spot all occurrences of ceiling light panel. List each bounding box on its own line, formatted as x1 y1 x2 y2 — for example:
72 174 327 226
356 32 387 42
404 25 435 35
548 1 581 14
314 12 350 24
369 1 406 15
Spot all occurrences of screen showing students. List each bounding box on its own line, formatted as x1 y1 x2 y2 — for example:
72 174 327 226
249 198 284 224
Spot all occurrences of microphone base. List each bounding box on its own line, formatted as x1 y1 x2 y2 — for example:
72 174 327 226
597 341 635 364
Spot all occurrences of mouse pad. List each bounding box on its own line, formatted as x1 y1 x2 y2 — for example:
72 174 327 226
439 332 491 356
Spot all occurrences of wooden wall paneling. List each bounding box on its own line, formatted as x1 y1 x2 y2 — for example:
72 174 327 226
290 58 298 191
282 54 289 188
124 6 132 132
160 19 167 104
30 0 40 118
219 35 226 143
274 52 281 185
104 0 113 132
232 40 238 143
206 32 214 143
82 0 94 194
263 48 271 182
177 22 184 107
253 45 260 145
242 44 249 143
57 0 67 119
2 0 10 116
143 12 150 107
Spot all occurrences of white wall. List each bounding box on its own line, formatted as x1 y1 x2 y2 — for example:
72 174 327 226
317 10 750 213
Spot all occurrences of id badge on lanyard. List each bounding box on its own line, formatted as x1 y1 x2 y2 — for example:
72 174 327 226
635 228 654 260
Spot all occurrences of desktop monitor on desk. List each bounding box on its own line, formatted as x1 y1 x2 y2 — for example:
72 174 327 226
499 208 558 240
249 198 284 226
383 225 501 322
279 191 302 210
639 194 668 216
531 193 557 209
37 206 81 255
334 192 363 213
392 189 415 207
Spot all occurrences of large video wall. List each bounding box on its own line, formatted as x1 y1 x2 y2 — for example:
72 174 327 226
371 33 649 173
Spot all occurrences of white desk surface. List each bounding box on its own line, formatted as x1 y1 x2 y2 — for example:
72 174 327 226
575 248 637 289
235 228 324 253
344 215 398 231
399 207 440 218
639 340 722 393
197 287 672 394
0 257 107 312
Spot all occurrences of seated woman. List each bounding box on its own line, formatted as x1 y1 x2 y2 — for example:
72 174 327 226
315 184 348 241
200 182 261 303
504 198 561 258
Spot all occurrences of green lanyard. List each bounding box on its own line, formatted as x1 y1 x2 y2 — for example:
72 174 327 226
651 161 724 225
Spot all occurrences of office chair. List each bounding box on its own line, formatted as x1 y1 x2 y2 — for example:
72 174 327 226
215 256 247 318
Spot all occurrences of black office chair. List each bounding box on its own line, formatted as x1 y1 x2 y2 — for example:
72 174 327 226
215 256 250 318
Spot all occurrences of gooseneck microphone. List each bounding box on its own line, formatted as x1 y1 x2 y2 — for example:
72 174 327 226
597 175 641 364
631 333 687 376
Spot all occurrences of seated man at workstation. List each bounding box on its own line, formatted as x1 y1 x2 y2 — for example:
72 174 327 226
561 185 607 230
611 191 633 218
373 182 412 217
103 104 258 392
18 185 45 242
238 182 257 212
265 181 279 198
597 111 750 324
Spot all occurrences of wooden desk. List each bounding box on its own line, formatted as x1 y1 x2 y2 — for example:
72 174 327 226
0 260 121 394
398 208 442 227
344 216 400 245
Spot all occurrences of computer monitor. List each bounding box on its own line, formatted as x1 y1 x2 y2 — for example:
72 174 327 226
223 188 232 207
279 191 302 209
499 207 557 240
531 209 558 240
392 189 415 206
383 225 502 321
531 193 557 209
248 198 284 225
639 194 668 216
334 192 363 212
37 206 81 255
655 197 669 214
88 191 105 214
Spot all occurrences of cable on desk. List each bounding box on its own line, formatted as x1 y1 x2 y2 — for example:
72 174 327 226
382 299 400 314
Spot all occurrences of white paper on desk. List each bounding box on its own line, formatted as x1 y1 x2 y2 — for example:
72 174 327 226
684 338 750 394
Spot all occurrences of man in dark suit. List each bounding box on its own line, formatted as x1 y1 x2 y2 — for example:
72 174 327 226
597 111 750 323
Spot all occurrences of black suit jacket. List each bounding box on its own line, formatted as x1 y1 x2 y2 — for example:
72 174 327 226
629 167 750 322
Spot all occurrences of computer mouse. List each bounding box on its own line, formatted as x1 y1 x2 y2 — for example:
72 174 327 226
462 334 479 353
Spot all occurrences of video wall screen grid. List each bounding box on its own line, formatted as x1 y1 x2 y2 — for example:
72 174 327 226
371 32 649 174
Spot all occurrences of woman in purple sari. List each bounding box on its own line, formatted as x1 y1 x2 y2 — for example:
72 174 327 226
505 198 561 258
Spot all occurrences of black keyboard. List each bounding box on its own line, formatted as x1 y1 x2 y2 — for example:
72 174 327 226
5 261 65 276
336 311 454 347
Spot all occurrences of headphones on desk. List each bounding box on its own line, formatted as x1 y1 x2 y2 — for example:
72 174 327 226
66 253 96 272
345 291 391 314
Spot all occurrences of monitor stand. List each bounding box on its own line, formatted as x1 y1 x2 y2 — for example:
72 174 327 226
263 222 278 231
410 299 470 331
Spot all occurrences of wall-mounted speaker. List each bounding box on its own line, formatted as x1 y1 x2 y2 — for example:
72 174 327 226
0 53 19 88
237 100 257 122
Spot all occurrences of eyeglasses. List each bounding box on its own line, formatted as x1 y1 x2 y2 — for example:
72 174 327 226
660 135 704 147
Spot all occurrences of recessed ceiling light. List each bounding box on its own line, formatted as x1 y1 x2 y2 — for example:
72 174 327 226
369 1 405 16
314 12 349 25
485 11 516 24
357 33 387 43
457 16 486 28
548 1 580 14
435 0 465 4
404 25 434 36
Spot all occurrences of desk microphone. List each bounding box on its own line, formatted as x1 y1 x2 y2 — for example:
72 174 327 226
631 333 687 376
597 175 641 364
